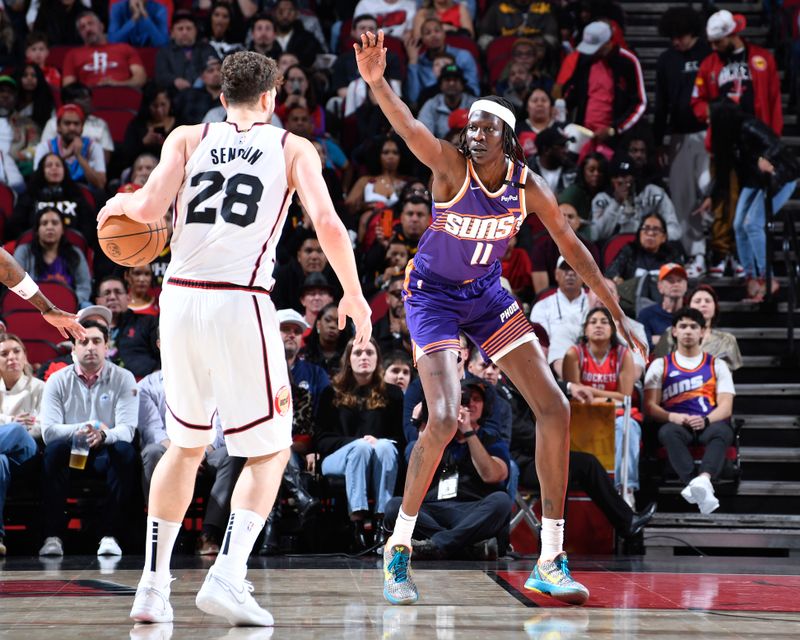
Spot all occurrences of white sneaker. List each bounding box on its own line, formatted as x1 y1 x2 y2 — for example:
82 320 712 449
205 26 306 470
731 258 746 279
686 255 706 279
97 536 122 556
39 536 64 556
708 259 726 278
684 476 720 514
130 581 174 623
196 567 274 626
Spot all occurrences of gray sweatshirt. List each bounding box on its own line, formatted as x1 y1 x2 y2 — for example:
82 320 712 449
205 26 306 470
41 362 138 445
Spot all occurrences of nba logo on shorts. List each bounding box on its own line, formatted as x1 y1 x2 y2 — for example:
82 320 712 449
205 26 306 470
275 386 291 416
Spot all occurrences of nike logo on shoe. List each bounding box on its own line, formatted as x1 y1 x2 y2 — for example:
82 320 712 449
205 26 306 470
216 575 247 604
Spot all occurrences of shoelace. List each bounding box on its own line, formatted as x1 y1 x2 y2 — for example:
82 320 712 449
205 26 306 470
387 550 410 584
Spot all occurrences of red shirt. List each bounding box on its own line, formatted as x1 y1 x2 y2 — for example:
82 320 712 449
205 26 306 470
584 60 614 131
63 44 143 87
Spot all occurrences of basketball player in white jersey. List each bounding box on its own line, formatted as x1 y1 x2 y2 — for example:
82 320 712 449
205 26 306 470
97 52 371 627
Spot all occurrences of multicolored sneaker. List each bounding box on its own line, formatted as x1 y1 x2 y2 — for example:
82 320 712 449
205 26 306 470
382 544 418 605
523 552 589 605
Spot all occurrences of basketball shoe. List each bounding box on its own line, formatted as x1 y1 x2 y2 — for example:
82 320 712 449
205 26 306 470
382 544 418 605
524 553 590 605
195 567 274 626
130 580 174 623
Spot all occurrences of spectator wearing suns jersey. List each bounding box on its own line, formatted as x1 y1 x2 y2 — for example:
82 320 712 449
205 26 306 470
644 307 735 515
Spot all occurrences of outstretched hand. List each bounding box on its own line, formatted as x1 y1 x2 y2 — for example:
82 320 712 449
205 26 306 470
43 307 86 340
338 293 373 347
354 30 387 85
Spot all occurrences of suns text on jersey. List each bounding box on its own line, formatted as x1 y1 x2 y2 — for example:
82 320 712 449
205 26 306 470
209 146 264 165
442 212 520 241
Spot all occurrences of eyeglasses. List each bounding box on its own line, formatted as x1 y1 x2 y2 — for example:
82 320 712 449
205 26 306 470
409 188 430 198
640 226 665 235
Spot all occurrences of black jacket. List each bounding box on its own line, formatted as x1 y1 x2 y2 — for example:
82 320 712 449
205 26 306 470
112 310 160 379
276 21 323 68
562 47 646 135
737 117 800 190
155 41 219 90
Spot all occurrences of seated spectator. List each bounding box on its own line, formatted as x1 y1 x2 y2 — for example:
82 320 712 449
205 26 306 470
274 65 325 138
198 0 254 41
369 235 410 296
652 284 742 371
62 11 146 88
372 274 411 356
302 302 352 375
529 256 588 377
125 264 158 316
495 36 554 100
248 13 281 59
526 125 576 194
418 64 477 139
282 105 350 177
272 0 324 68
383 350 413 392
13 63 54 136
206 1 245 59
0 75 40 179
0 334 43 557
626 126 665 191
8 152 96 242
155 11 218 95
531 201 599 295
0 149 24 194
563 307 642 507
385 380 512 560
500 235 533 302
38 320 139 557
173 55 222 126
299 272 335 330
346 134 411 229
25 31 63 91
478 0 559 49
637 262 688 349
555 21 646 156
36 305 113 381
277 309 331 416
272 230 341 313
137 367 245 556
13 207 92 306
121 85 177 168
95 275 160 378
645 308 735 515
516 88 554 158
31 0 87 46
406 17 480 107
558 151 609 226
41 83 114 166
606 213 685 290
591 154 680 244
33 104 106 191
412 0 474 39
117 152 158 193
315 338 405 550
353 0 416 38
109 0 170 47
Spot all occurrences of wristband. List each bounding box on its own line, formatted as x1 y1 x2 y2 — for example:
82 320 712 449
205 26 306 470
462 430 476 438
10 273 39 300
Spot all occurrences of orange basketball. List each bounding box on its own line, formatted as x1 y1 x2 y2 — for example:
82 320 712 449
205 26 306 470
98 215 168 267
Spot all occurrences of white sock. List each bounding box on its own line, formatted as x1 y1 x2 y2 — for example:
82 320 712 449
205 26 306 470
539 517 565 561
389 508 417 548
212 509 265 584
140 516 181 590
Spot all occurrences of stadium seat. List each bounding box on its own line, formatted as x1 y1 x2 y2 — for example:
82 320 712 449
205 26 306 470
602 233 636 271
20 339 63 368
137 47 159 80
78 183 96 212
46 45 72 72
38 282 79 314
92 86 142 111
2 310 64 345
445 34 481 69
369 290 389 323
0 183 14 241
94 109 137 145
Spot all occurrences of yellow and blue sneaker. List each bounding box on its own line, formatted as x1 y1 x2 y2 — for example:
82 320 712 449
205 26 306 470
383 544 418 605
523 552 589 605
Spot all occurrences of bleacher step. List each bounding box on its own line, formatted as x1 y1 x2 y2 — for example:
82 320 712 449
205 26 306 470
659 480 800 496
737 415 800 429
718 326 795 340
650 512 800 528
734 383 800 396
740 447 800 463
644 526 800 552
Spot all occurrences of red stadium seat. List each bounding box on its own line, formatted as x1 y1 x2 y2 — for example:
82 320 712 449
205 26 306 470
137 47 159 80
46 46 73 72
94 109 136 144
369 291 389 323
38 282 78 314
91 86 142 111
0 183 13 241
21 340 63 368
485 36 517 73
602 233 636 271
2 310 63 345
445 34 481 69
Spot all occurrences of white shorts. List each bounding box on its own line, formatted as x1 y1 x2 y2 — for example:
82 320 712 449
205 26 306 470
159 280 292 457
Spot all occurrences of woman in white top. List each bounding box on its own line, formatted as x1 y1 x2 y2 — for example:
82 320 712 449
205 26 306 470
0 333 44 555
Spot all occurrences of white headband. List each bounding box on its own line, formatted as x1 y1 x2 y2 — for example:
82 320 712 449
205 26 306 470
469 99 516 130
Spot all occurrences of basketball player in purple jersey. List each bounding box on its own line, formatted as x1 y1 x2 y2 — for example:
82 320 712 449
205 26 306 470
356 31 644 606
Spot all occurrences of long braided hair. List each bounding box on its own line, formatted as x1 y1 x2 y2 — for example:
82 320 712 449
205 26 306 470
457 96 526 165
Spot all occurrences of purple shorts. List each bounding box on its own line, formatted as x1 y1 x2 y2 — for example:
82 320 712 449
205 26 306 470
403 259 536 363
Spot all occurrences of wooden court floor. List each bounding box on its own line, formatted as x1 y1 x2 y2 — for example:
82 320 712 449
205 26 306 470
1 555 799 638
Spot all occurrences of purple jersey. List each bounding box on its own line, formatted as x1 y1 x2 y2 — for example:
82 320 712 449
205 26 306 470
414 158 529 283
661 353 718 417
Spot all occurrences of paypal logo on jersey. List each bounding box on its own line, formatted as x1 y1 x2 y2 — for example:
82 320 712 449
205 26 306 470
500 194 518 203
443 213 520 241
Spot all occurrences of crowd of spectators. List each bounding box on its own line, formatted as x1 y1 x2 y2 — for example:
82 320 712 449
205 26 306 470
0 0 797 558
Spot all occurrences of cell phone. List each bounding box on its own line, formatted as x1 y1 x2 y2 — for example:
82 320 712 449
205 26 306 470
381 209 394 239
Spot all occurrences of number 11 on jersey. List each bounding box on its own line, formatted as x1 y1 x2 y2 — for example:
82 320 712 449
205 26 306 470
470 242 493 265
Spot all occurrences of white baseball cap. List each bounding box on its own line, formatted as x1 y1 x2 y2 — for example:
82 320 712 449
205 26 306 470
276 308 309 330
706 10 746 41
78 304 113 326
577 21 612 55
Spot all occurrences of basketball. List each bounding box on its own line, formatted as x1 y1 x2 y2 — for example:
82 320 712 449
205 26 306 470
98 214 168 267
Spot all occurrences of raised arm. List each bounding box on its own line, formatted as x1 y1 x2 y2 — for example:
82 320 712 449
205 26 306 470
355 30 462 177
525 173 646 359
286 134 372 346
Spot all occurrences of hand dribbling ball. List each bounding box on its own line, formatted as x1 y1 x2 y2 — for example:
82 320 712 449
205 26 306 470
98 215 168 267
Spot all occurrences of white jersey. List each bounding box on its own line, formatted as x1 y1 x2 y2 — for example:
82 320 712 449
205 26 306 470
166 121 293 290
